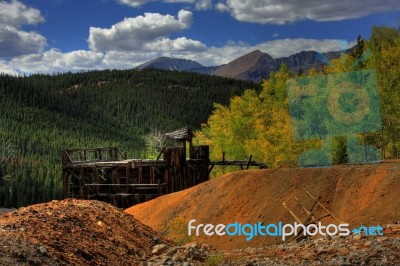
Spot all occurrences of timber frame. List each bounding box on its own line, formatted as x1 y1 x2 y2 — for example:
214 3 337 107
62 128 210 208
62 127 266 208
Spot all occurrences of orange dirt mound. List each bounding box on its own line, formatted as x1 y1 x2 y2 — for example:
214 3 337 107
126 161 400 250
0 199 171 265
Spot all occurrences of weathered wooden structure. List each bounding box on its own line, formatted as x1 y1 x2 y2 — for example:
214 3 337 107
62 128 210 208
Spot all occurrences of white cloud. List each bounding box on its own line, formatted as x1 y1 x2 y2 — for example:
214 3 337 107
104 38 354 67
0 2 356 74
116 0 212 10
215 2 229 12
164 0 194 3
0 0 44 26
9 49 105 73
3 38 355 74
195 0 212 10
0 60 18 75
144 37 206 51
62 50 105 69
88 10 196 52
0 0 46 58
103 50 162 69
0 24 46 57
216 0 400 24
116 0 155 8
181 38 354 66
255 38 355 59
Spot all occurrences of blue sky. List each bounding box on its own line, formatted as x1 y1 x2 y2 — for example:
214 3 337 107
0 0 399 74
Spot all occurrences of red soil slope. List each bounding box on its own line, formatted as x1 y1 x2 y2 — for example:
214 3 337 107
126 161 400 250
0 199 171 265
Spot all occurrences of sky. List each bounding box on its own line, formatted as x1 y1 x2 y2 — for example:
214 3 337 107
0 0 399 75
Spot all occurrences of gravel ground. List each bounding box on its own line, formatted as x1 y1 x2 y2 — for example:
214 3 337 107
217 224 400 266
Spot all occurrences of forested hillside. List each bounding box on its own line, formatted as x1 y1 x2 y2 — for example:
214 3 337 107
0 69 258 207
196 26 400 170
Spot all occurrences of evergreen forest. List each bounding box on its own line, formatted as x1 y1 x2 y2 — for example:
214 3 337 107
0 69 258 207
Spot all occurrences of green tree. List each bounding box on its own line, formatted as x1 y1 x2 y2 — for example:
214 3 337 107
368 26 400 158
0 140 15 207
144 128 167 158
333 136 349 165
196 64 306 168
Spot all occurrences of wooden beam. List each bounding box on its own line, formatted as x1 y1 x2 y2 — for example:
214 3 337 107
157 146 166 161
207 164 215 175
282 202 303 224
246 155 253 170
306 191 343 223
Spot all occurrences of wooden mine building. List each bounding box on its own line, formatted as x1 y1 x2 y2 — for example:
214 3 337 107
62 127 265 208
61 128 210 208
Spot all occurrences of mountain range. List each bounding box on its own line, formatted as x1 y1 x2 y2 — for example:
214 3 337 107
136 49 349 83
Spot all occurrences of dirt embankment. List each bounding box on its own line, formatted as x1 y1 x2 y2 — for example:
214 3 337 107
126 161 400 250
0 199 172 265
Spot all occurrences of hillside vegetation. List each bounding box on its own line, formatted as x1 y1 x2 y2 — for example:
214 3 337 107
1 26 398 208
196 26 400 169
0 69 258 207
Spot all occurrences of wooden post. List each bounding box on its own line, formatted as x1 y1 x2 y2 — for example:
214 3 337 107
246 155 253 170
62 170 69 198
164 168 169 194
306 191 343 223
189 139 193 159
126 162 131 183
295 197 316 224
282 202 303 224
222 151 226 174
138 166 142 184
156 146 166 161
79 167 84 198
150 166 155 184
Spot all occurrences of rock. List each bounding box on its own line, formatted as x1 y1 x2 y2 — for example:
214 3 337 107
367 250 379 258
327 247 338 254
146 224 400 266
299 250 313 259
201 243 211 250
338 247 349 255
183 242 199 250
160 256 172 264
364 240 373 247
152 244 169 255
75 248 93 261
38 246 47 255
152 235 160 244
164 247 177 257
97 221 104 227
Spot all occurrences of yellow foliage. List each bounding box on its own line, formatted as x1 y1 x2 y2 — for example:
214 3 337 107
196 65 307 168
196 26 400 165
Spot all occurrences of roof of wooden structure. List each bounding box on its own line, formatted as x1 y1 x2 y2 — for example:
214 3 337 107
164 127 194 141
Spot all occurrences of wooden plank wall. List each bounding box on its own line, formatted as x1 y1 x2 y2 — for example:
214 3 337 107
62 146 210 208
